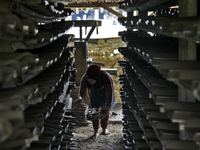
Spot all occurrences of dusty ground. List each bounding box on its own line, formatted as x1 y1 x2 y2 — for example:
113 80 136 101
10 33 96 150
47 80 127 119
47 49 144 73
73 106 125 150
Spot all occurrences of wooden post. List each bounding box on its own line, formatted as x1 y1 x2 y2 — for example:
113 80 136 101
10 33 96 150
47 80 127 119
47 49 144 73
74 41 88 86
178 0 197 140
70 41 89 104
178 0 197 103
178 0 197 61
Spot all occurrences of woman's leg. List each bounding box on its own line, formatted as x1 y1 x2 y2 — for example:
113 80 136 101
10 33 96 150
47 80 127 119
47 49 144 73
91 119 100 138
101 110 111 135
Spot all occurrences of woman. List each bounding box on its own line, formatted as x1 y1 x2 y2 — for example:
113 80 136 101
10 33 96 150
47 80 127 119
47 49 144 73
76 64 115 139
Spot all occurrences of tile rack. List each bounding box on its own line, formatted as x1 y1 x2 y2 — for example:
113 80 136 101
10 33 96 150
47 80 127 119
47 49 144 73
118 1 200 150
0 1 77 150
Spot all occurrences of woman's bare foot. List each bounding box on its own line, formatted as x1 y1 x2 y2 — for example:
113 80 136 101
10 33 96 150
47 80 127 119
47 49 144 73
102 129 111 135
91 130 99 139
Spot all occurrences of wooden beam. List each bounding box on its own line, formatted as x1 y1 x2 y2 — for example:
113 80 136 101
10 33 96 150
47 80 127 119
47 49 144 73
92 3 125 18
65 2 119 8
65 2 125 18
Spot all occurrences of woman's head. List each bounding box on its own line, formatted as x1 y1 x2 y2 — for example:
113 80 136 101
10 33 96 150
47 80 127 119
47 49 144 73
86 65 101 84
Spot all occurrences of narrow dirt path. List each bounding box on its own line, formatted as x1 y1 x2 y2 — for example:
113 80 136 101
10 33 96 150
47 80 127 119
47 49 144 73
74 123 124 150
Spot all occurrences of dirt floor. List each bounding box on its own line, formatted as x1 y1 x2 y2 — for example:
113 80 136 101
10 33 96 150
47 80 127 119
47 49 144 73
73 106 125 150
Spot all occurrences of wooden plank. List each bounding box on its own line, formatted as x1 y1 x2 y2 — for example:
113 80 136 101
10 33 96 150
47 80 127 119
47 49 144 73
65 2 119 8
92 3 125 18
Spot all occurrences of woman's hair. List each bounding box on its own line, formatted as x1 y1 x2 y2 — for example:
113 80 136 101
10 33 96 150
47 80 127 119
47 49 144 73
86 65 101 80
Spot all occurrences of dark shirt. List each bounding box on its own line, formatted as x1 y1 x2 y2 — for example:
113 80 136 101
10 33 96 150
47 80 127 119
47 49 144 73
79 70 114 107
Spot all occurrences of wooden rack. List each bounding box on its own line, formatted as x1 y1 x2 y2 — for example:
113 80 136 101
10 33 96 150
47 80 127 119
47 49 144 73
0 1 77 150
118 0 200 150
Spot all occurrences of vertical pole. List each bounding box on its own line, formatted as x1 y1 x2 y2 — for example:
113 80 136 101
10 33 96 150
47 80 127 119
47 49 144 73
178 0 197 140
178 0 197 61
71 41 90 104
80 26 83 41
74 41 88 86
178 0 197 103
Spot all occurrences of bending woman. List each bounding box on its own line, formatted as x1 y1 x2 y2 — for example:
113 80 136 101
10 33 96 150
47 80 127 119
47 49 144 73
77 64 115 139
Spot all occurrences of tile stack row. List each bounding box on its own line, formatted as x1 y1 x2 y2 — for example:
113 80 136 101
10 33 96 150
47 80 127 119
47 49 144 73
118 47 185 150
117 0 200 149
118 47 200 149
0 1 77 150
118 30 200 150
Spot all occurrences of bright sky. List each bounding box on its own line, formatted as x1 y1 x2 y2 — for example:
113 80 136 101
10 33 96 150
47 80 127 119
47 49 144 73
67 19 127 39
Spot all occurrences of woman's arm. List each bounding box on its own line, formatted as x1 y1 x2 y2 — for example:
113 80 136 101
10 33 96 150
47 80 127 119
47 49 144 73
73 74 88 106
79 74 88 100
